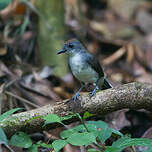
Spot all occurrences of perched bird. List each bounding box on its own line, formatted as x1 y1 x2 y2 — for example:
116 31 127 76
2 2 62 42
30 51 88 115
57 39 112 101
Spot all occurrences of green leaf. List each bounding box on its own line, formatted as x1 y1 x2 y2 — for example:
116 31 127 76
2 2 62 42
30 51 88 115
143 147 152 152
87 121 112 143
87 120 108 129
37 141 53 148
60 123 97 139
72 124 86 132
24 116 43 125
61 114 76 121
105 146 120 152
0 0 11 10
52 139 67 152
73 124 96 132
113 136 152 147
60 129 77 139
28 142 52 152
111 128 123 137
83 112 94 120
97 129 112 144
0 108 21 122
106 145 152 152
28 144 38 152
109 135 152 151
0 128 8 144
112 135 130 148
43 114 63 126
75 113 83 120
67 132 97 146
9 132 32 148
88 148 100 152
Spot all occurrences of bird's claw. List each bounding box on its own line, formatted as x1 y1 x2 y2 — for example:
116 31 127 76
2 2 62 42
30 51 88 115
89 89 97 97
90 85 99 97
72 92 80 102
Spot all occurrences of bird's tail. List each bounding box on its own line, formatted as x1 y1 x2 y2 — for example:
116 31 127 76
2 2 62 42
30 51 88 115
98 78 112 90
103 78 112 89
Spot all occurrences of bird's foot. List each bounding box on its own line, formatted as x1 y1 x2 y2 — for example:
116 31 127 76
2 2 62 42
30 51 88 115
89 89 97 97
89 86 99 97
72 91 80 102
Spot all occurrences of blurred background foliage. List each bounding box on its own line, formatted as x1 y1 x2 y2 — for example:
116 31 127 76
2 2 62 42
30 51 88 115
0 0 152 151
0 0 152 108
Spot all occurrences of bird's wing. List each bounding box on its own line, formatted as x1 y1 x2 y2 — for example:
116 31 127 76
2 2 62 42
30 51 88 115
84 52 104 77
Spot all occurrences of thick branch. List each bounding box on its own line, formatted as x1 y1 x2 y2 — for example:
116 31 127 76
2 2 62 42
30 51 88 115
1 82 152 137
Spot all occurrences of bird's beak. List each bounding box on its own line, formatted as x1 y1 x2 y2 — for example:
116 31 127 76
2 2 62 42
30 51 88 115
56 49 66 54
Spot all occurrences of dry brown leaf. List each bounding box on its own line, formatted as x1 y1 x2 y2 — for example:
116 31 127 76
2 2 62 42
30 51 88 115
0 0 19 19
136 73 152 84
107 109 130 131
0 0 27 20
126 44 135 64
53 87 71 99
103 46 126 65
89 21 112 39
14 3 26 15
0 48 7 56
63 143 80 152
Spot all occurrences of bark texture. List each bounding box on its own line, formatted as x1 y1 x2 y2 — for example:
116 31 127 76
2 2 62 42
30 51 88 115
1 82 152 137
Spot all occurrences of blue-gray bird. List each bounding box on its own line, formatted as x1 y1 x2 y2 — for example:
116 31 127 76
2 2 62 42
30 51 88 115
57 39 112 101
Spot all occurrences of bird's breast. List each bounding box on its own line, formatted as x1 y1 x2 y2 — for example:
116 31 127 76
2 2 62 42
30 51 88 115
69 54 99 83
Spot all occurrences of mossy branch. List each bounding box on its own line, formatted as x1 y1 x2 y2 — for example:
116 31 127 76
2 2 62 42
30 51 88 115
1 82 152 137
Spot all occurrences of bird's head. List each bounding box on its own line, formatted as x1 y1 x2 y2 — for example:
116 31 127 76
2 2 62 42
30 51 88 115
57 39 84 56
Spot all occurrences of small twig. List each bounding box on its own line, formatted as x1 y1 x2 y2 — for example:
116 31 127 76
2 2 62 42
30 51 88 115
103 46 126 65
0 84 5 115
80 116 105 151
131 146 136 152
5 91 40 108
4 78 20 89
90 143 103 152
0 84 4 152
80 146 87 152
80 118 89 132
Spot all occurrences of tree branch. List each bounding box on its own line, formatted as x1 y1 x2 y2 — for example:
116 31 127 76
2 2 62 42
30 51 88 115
1 82 152 137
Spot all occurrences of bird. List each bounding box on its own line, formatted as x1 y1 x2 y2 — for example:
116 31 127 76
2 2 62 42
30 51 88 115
57 39 112 101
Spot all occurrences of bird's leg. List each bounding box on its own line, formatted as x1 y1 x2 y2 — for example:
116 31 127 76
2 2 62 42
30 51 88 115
90 81 99 97
73 82 85 102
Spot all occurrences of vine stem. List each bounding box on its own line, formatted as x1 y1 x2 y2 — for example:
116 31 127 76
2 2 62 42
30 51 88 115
79 117 106 152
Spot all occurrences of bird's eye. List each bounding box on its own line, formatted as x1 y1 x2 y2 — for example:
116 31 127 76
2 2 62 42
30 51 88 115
68 44 74 48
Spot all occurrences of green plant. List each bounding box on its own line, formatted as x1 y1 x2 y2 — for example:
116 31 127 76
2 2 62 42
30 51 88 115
0 108 22 149
40 112 152 152
2 111 152 152
0 0 11 10
9 132 53 152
